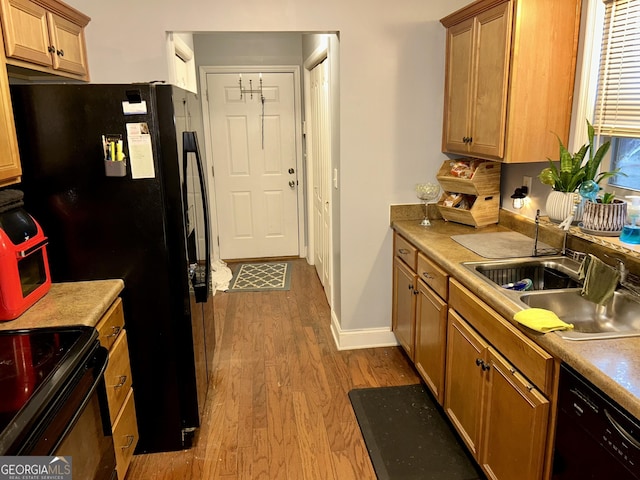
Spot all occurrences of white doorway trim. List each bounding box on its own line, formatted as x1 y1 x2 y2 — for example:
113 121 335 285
199 65 305 261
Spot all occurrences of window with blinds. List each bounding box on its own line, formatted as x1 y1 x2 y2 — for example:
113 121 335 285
594 0 640 191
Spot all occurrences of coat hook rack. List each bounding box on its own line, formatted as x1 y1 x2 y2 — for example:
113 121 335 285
238 74 267 149
238 74 263 100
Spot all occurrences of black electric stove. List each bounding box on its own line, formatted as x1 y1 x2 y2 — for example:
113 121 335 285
0 325 104 455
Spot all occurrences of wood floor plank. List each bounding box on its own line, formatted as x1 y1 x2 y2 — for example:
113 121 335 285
126 259 418 480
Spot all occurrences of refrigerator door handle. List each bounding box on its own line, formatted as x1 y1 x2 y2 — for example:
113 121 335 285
182 131 211 303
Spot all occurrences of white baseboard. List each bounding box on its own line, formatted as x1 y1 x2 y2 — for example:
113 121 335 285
330 311 399 351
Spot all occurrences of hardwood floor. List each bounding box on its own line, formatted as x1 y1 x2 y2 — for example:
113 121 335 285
126 258 420 479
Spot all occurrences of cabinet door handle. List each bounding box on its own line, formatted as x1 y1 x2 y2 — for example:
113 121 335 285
56 49 64 57
114 375 128 388
475 358 483 367
408 284 414 290
482 363 491 371
121 435 135 450
107 326 121 338
48 45 55 53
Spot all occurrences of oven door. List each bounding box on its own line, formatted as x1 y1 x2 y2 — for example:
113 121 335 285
24 341 116 480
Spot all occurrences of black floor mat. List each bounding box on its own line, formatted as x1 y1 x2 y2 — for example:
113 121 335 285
349 384 484 480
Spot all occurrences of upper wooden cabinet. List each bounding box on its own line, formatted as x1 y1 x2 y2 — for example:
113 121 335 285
0 29 20 187
0 0 90 80
440 0 582 163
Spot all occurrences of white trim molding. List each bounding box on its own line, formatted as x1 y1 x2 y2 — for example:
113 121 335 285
166 33 197 93
330 312 399 350
569 0 605 151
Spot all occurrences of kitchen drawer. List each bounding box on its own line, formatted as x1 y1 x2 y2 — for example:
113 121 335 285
96 298 124 350
394 233 417 270
417 252 448 300
112 388 138 480
104 331 133 424
449 279 554 396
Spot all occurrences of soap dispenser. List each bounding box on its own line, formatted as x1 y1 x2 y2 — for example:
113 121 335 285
620 195 640 244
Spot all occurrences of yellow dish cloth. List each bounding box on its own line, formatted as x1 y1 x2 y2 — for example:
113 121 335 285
513 308 574 333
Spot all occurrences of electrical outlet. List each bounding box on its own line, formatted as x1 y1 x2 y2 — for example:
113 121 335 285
523 175 532 194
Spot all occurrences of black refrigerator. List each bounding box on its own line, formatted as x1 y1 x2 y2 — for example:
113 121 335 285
10 83 214 454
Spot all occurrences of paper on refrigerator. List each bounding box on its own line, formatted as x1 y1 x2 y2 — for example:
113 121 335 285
126 122 155 179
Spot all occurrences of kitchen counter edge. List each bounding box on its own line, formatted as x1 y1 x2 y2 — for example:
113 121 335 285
0 279 125 331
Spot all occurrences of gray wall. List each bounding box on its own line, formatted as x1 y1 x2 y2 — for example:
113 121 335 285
62 0 511 337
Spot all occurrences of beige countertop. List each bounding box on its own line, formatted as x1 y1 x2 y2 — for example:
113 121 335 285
0 279 125 331
392 218 640 420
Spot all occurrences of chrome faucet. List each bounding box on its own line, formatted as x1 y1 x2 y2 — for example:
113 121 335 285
604 254 640 296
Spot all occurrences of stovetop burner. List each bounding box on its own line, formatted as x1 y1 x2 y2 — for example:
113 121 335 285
0 326 98 439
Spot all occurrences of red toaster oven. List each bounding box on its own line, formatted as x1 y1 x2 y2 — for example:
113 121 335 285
0 207 51 321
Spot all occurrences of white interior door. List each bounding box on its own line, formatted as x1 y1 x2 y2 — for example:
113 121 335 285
309 59 331 300
207 72 299 259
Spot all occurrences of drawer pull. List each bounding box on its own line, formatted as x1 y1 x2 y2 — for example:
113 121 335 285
107 326 121 338
121 434 135 450
422 272 434 280
114 375 128 388
398 248 410 255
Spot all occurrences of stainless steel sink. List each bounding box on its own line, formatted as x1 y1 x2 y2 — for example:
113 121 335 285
463 256 582 291
519 289 640 340
462 256 640 340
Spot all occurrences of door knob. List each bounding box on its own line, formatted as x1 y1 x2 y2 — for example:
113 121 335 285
288 168 295 174
289 180 296 189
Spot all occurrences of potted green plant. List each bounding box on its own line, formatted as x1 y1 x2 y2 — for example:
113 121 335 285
538 120 622 222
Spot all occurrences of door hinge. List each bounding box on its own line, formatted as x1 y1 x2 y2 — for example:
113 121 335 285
217 235 220 247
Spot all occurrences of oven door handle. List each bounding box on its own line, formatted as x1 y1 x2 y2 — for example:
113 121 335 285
52 346 110 451
16 239 48 258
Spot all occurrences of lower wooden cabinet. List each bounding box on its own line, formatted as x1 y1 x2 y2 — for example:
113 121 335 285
445 310 550 480
392 256 417 360
415 279 447 404
96 298 139 480
112 388 138 480
391 229 556 480
392 235 450 405
444 310 485 457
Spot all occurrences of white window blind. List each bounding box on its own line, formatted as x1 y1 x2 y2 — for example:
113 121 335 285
594 0 640 137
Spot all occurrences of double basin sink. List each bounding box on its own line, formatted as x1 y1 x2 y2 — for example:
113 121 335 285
462 256 640 340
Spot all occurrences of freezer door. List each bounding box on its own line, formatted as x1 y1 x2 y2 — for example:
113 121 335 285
182 131 211 303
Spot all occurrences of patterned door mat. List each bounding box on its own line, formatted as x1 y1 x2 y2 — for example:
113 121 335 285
227 262 292 292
